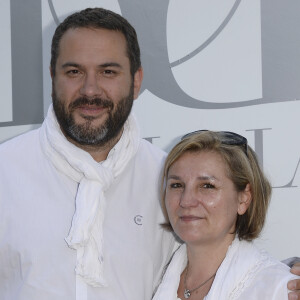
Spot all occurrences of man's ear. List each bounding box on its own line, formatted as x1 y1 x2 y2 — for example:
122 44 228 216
237 183 252 215
49 66 55 98
133 67 143 100
49 66 54 80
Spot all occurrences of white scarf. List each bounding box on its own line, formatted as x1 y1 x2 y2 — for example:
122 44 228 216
40 105 140 287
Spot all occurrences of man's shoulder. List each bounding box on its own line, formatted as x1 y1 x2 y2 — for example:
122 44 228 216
138 138 167 161
0 128 40 155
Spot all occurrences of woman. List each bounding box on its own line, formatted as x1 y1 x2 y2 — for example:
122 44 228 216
153 130 299 300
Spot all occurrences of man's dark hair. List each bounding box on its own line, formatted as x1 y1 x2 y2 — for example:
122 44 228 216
50 7 141 77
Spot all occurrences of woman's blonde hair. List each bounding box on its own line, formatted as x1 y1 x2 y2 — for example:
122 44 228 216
161 131 272 241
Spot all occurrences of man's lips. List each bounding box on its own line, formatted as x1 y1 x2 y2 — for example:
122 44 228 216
76 105 108 115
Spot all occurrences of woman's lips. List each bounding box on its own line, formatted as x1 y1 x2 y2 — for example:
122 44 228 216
180 215 204 222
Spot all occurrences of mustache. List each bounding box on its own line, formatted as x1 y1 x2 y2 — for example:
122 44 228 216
69 97 114 110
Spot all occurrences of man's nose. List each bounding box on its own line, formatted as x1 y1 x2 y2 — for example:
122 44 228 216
80 73 103 98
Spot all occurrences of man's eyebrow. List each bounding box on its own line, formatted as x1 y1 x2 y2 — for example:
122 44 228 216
61 62 123 69
61 62 81 69
99 62 122 69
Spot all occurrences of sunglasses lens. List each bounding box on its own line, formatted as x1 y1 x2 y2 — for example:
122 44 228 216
218 132 245 145
181 130 248 156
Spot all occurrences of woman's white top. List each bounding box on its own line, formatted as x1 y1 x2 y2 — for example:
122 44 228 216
153 238 299 300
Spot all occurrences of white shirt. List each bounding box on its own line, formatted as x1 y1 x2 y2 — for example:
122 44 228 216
0 128 176 300
153 238 299 300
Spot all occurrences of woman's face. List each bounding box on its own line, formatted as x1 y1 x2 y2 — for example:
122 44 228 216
165 151 250 246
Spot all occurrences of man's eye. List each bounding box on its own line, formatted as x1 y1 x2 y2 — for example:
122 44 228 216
66 70 80 75
103 70 116 76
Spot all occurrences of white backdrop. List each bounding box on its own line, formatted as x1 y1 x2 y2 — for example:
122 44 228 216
0 0 299 260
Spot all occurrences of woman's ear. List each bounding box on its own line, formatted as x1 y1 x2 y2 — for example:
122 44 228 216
237 183 252 215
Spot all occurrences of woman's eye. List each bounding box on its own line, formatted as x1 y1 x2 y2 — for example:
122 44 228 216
203 183 215 189
170 182 182 189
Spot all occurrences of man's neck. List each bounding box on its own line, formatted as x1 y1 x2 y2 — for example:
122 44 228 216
66 129 123 163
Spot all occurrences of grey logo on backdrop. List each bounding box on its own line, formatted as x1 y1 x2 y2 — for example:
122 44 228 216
2 0 300 126
2 0 44 127
119 0 300 109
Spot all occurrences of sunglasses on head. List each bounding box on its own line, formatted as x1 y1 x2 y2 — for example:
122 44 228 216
181 130 248 157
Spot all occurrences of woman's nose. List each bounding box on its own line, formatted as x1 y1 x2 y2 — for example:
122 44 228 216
179 188 199 208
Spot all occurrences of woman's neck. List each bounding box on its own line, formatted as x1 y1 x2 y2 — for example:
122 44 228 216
178 235 235 300
186 234 235 279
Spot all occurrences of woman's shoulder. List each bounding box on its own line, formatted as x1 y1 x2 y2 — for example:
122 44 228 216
236 245 299 299
238 266 298 299
216 239 298 299
254 257 297 282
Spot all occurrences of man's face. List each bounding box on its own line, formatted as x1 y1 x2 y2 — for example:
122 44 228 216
51 27 142 146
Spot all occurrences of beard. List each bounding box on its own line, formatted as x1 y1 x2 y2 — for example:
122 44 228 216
52 84 134 147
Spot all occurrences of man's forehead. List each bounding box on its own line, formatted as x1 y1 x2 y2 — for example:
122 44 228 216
60 27 127 48
57 27 129 63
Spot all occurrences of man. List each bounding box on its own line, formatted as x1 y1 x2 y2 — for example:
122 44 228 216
0 8 175 300
0 7 299 300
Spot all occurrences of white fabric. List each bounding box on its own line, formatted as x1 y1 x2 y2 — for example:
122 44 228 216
0 115 176 300
39 105 140 287
153 238 299 300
